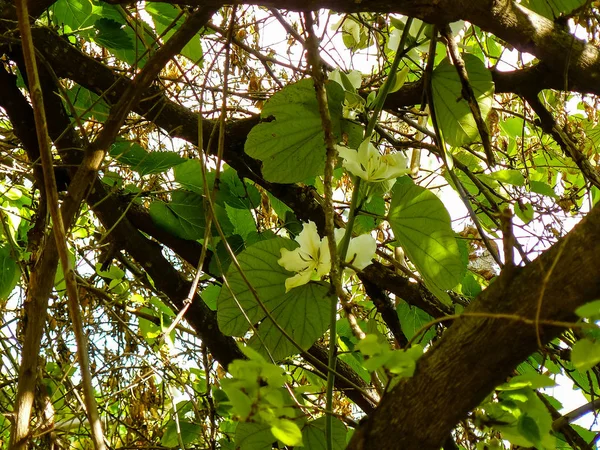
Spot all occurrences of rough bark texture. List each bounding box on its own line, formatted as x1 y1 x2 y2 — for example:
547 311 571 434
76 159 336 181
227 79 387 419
348 203 600 449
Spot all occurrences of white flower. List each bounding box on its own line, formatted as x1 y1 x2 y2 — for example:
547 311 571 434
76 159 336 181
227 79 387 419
334 229 376 271
337 139 410 183
278 221 331 292
278 221 377 292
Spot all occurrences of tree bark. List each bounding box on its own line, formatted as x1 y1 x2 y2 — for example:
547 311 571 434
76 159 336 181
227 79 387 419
348 203 600 449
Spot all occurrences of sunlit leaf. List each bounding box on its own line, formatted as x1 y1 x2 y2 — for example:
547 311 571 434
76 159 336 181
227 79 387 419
51 0 96 29
522 0 586 19
302 416 347 450
271 418 302 446
0 244 18 301
388 179 466 293
110 140 186 175
217 238 332 361
161 420 202 447
431 54 494 146
571 338 600 371
245 78 344 183
236 422 274 450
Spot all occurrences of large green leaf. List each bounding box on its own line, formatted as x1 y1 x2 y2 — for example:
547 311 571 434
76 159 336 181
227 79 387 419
245 79 344 183
94 4 158 67
522 0 586 19
431 54 494 147
217 238 332 361
161 420 202 446
51 0 96 30
388 180 466 292
94 18 133 50
0 244 19 301
149 190 233 240
110 140 186 175
302 416 347 450
235 422 273 450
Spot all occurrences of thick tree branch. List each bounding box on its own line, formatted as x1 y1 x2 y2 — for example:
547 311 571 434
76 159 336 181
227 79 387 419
348 203 600 449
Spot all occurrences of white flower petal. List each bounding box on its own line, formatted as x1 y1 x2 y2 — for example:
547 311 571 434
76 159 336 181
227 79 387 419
284 269 313 292
345 234 376 270
278 247 310 273
339 139 408 183
334 228 346 244
316 237 332 278
295 221 321 256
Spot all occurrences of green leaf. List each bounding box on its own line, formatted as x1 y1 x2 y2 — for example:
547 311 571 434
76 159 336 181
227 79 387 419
145 2 203 63
161 420 202 446
149 191 205 240
271 418 303 446
52 0 96 29
95 5 158 67
396 301 435 345
217 238 332 361
226 387 253 419
209 234 245 277
302 416 347 450
388 179 466 292
149 190 233 240
226 204 256 239
515 202 534 224
236 422 274 450
66 86 110 122
517 414 541 447
431 54 494 146
94 18 133 50
110 140 185 175
529 180 558 198
575 299 600 319
0 244 19 301
488 169 525 186
245 78 344 183
571 338 600 371
201 284 221 311
522 0 586 19
498 373 556 390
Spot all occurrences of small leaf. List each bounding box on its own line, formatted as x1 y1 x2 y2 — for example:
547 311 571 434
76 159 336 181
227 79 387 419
110 140 185 175
572 338 600 371
498 373 556 390
161 420 202 447
522 0 586 19
236 422 273 450
517 414 541 447
52 0 96 29
529 180 557 198
0 244 19 301
149 190 233 240
489 169 525 186
575 300 600 319
515 202 534 224
397 301 435 345
271 419 303 446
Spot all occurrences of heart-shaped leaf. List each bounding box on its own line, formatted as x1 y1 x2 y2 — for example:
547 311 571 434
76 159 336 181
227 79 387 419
388 180 466 293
